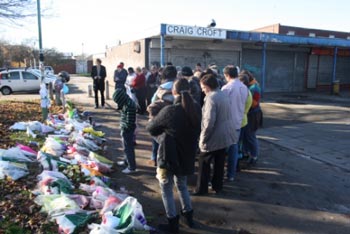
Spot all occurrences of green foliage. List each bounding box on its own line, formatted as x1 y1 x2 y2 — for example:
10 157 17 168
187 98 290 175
9 131 45 146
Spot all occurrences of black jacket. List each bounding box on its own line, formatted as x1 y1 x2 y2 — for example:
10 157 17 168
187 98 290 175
91 65 107 90
146 96 201 175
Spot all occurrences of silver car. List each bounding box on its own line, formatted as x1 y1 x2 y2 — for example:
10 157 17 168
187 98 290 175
0 68 57 95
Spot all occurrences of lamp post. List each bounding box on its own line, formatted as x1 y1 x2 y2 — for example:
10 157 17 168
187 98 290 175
36 0 44 75
37 0 50 121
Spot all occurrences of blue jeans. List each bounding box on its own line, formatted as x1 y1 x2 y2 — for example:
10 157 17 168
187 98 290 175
239 125 248 158
226 129 240 179
243 123 259 159
121 129 136 170
227 143 239 179
159 172 192 218
151 138 159 161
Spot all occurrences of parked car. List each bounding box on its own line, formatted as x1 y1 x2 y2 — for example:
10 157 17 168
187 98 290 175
45 66 55 75
0 68 57 95
34 66 55 75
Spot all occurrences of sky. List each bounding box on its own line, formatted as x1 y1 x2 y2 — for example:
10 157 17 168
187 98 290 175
1 0 349 55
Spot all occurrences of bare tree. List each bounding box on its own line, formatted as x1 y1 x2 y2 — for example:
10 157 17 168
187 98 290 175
0 0 36 23
11 44 32 67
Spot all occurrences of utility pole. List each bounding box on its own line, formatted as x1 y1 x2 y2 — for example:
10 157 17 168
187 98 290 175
37 0 44 76
37 0 50 121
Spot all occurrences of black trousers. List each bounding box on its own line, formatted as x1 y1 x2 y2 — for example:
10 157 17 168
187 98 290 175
135 88 146 114
195 148 226 193
94 89 105 107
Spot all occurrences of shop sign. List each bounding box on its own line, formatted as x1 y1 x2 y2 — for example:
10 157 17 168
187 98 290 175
165 24 226 39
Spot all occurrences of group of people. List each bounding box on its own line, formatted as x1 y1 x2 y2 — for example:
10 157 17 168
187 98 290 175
92 59 262 233
91 59 159 113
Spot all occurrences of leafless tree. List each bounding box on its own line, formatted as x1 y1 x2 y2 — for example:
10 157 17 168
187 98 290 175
0 0 36 23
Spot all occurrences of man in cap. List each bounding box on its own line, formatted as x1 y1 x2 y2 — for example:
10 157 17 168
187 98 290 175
113 62 128 90
181 66 201 104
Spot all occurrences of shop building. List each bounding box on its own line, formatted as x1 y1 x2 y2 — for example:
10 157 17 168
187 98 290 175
100 23 350 94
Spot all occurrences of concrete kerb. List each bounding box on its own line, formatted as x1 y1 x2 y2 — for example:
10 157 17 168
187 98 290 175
262 91 350 107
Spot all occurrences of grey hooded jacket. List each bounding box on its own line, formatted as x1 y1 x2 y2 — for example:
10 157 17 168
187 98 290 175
199 89 236 152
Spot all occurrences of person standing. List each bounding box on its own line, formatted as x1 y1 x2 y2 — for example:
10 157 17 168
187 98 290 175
193 74 236 195
147 78 201 233
132 67 147 114
237 73 253 170
195 63 203 73
221 65 249 181
113 62 128 90
91 58 107 108
112 88 137 174
145 65 159 107
148 65 177 165
241 70 263 165
181 66 201 104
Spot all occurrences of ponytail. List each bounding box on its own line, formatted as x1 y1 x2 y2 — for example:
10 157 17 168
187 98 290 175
174 78 200 127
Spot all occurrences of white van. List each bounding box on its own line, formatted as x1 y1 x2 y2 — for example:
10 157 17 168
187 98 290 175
0 68 56 95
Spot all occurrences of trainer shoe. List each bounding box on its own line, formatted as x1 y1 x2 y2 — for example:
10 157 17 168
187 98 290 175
117 161 126 166
122 168 137 174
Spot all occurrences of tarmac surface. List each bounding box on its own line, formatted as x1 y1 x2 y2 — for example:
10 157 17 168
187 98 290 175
260 92 350 172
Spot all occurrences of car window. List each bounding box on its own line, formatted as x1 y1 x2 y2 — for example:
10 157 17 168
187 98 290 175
23 71 38 80
8 71 20 80
0 73 9 79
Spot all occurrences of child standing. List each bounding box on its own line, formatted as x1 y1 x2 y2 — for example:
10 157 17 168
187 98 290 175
113 88 137 174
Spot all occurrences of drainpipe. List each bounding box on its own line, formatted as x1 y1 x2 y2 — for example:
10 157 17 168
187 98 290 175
160 24 166 67
261 42 267 97
331 47 338 94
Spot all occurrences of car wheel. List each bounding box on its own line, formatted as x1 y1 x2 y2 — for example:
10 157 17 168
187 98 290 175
1 86 12 95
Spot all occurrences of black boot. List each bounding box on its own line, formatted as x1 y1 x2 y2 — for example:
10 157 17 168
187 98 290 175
181 209 194 228
158 215 179 233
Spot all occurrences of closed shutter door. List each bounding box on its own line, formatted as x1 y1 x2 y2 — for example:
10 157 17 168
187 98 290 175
336 56 350 84
317 56 333 85
243 49 306 92
242 49 262 82
307 54 318 89
265 50 295 92
170 49 240 71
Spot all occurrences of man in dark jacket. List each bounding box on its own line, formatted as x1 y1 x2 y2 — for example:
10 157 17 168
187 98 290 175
113 88 137 174
91 58 107 108
181 66 201 104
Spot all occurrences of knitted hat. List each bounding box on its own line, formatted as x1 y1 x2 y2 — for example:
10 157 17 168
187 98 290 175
113 88 129 107
181 66 193 77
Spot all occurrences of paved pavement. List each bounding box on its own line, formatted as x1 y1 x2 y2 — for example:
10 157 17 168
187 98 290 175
259 92 350 172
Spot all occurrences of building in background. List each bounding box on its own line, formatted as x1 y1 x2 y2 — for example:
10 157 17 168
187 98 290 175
97 23 350 94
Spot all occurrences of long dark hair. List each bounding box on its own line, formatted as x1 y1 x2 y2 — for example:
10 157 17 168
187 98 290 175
174 78 200 127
